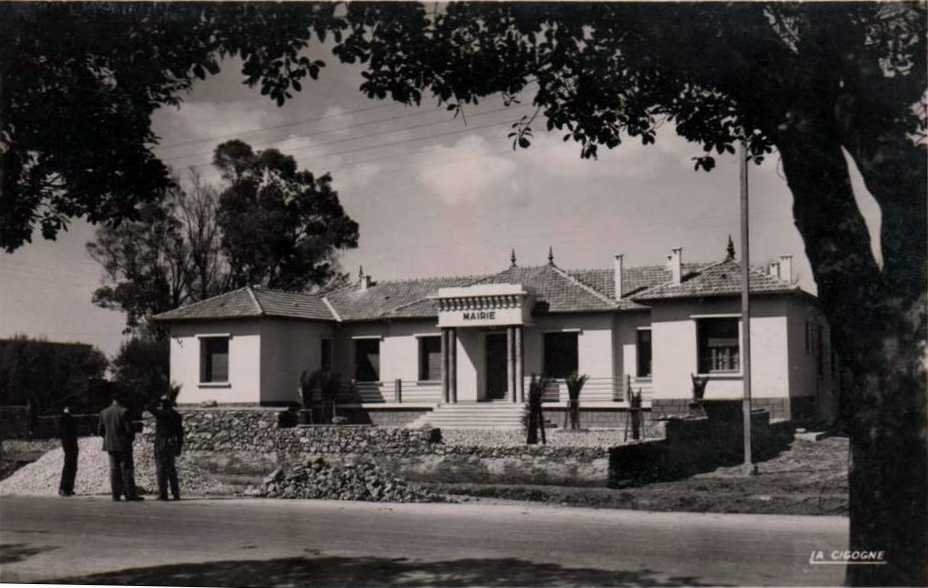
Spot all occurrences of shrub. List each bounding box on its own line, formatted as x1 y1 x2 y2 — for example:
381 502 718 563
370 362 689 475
0 335 108 412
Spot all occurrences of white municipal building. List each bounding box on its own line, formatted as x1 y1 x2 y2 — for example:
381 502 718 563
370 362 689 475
155 247 837 427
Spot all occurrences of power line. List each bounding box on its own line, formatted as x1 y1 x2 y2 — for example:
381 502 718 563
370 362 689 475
155 101 397 152
155 82 539 154
178 115 526 172
162 104 528 167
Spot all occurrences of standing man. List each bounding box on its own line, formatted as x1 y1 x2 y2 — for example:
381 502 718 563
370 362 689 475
98 392 143 501
57 403 79 496
149 395 184 501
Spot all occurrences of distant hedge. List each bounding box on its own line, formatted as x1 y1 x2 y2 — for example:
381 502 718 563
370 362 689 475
0 337 108 412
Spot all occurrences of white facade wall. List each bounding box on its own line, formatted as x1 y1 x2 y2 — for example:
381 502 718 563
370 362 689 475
260 319 336 404
334 320 444 403
169 320 262 405
523 313 616 402
455 329 484 403
786 297 836 419
614 310 654 399
650 297 790 400
167 294 824 409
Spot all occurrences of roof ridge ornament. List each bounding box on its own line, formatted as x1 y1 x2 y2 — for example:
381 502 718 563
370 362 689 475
510 249 517 268
548 246 554 265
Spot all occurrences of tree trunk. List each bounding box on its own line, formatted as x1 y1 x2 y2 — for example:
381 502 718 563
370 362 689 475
776 127 927 586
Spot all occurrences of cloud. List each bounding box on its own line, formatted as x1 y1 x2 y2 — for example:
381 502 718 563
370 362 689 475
525 124 696 180
334 162 383 192
416 135 517 205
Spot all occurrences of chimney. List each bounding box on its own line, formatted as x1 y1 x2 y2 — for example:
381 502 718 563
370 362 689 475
778 255 793 283
614 254 624 300
670 247 682 285
768 261 780 278
358 266 371 291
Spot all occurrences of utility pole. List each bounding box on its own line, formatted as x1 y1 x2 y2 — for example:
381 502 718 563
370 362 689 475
740 140 757 475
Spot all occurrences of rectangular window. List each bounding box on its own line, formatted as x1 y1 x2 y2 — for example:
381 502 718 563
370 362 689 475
636 329 652 378
201 337 229 383
354 339 380 382
697 318 740 373
418 336 442 381
543 332 579 379
321 338 332 372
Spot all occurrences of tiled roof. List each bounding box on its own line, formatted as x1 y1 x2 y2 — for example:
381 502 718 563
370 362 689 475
632 258 798 301
471 264 618 313
153 286 334 322
324 275 481 321
154 257 802 323
252 289 335 320
569 263 707 310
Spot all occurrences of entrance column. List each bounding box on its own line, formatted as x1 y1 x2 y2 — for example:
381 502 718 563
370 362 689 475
515 326 524 402
448 328 458 403
440 328 449 404
507 326 516 403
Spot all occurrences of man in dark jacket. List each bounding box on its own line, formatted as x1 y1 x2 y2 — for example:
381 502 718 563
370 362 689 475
149 395 183 501
58 404 78 496
98 393 143 501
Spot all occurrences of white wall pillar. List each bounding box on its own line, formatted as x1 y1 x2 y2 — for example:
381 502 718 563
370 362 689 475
440 328 449 404
515 326 524 402
507 326 516 402
449 328 458 403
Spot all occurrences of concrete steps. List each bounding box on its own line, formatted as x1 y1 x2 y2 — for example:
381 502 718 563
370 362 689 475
408 402 526 429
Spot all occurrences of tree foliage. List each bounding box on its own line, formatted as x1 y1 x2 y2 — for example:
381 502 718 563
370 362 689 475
0 2 340 251
87 173 228 337
110 337 173 410
0 335 108 410
88 144 358 334
214 140 359 291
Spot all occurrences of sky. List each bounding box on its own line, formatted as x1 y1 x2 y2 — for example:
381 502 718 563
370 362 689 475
0 44 883 360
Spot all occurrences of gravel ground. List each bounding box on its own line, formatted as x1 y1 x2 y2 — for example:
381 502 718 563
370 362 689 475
440 426 662 448
0 437 228 497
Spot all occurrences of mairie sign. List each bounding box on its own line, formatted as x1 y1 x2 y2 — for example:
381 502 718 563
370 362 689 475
436 284 532 328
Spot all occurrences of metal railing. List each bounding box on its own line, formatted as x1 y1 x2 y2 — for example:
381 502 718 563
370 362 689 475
336 380 442 404
532 376 654 403
332 376 653 404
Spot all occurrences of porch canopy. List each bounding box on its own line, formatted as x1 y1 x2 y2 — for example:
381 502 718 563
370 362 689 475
434 284 534 403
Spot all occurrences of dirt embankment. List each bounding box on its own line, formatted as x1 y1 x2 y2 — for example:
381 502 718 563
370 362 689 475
428 436 849 516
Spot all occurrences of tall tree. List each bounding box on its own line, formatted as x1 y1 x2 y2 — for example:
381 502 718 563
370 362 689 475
329 3 925 585
213 140 360 291
86 177 228 338
86 189 190 337
0 2 339 251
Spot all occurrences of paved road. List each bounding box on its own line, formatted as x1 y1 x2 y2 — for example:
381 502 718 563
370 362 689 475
0 496 847 586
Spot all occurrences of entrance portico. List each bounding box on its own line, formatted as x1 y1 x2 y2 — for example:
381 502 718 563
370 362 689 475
436 284 532 403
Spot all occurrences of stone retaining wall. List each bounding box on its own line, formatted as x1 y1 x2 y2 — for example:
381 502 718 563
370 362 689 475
141 405 781 488
141 407 612 485
141 408 438 455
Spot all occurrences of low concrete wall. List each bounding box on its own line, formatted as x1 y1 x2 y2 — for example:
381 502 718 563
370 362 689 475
336 406 431 427
609 402 776 486
652 397 809 422
542 406 646 428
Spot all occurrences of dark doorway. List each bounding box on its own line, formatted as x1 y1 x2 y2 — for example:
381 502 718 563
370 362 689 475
485 333 508 401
